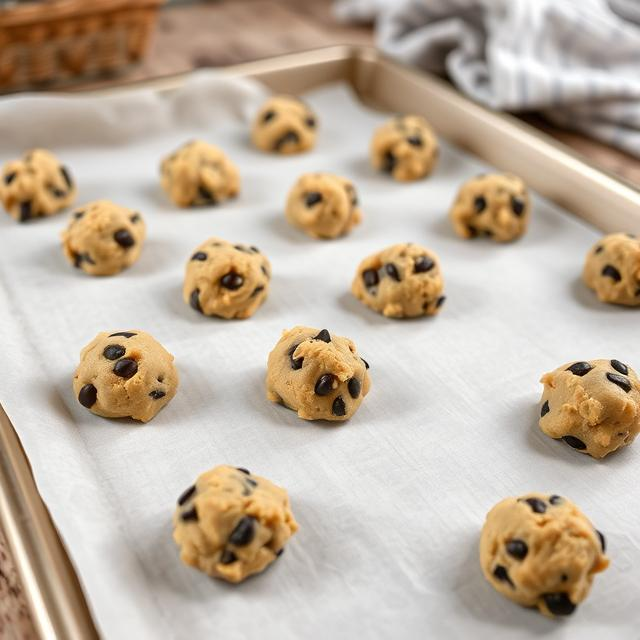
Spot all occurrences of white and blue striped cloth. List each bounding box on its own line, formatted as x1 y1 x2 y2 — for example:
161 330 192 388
335 0 640 157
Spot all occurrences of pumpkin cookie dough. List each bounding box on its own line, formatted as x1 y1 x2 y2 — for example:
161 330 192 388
583 233 640 306
160 140 239 207
351 243 445 318
0 149 76 222
480 493 609 618
251 95 317 154
61 200 145 276
370 115 438 181
184 237 271 319
73 330 178 422
285 173 362 239
173 465 298 583
539 359 640 458
266 326 370 422
449 173 530 242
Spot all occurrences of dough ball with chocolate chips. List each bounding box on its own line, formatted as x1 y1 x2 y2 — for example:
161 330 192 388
351 243 445 318
480 493 609 618
173 465 298 583
61 200 145 276
160 140 239 207
285 173 362 239
0 149 76 222
539 359 640 458
582 233 640 306
73 330 178 422
370 115 438 182
251 95 317 154
449 173 530 242
266 326 371 422
183 237 271 319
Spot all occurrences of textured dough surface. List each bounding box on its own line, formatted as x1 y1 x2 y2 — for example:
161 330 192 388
582 232 640 306
370 115 438 182
0 148 76 222
539 358 640 458
351 243 445 318
480 493 609 618
173 465 298 583
183 237 271 319
251 95 317 154
285 173 362 239
61 200 146 276
449 173 530 242
73 330 178 422
266 326 371 422
160 140 239 207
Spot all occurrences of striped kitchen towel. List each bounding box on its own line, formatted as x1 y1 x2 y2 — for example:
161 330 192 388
335 0 640 157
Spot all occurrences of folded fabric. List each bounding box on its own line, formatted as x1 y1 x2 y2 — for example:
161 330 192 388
335 0 640 158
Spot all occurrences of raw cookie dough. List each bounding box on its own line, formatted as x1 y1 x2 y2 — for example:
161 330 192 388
582 233 640 306
539 359 640 458
160 140 240 207
73 330 178 422
266 326 371 421
183 237 271 319
0 149 76 222
351 243 445 318
251 95 317 154
173 465 298 583
480 493 609 618
370 115 438 182
285 173 362 239
449 173 530 242
61 200 146 276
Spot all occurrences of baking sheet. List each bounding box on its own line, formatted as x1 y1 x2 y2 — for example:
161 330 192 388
0 71 639 639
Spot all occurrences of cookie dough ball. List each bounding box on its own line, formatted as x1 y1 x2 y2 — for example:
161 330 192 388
480 493 609 618
184 237 271 319
0 149 76 222
173 465 298 583
370 115 438 182
285 173 362 239
73 330 178 422
266 326 371 422
160 140 239 207
449 173 530 242
61 200 145 276
351 243 445 318
539 359 640 458
251 95 317 154
582 233 640 306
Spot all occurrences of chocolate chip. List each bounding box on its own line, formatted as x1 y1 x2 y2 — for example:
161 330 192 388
19 201 31 222
540 400 550 417
566 362 592 376
385 263 401 281
407 135 423 147
261 265 270 278
149 390 166 400
109 331 136 338
275 548 284 557
60 165 73 189
221 272 244 290
78 384 97 408
113 358 138 379
236 467 250 475
234 244 250 253
229 516 256 546
74 252 95 268
506 539 528 560
348 378 361 399
305 192 323 207
262 110 275 123
332 396 346 416
103 344 125 360
466 224 478 237
602 265 621 282
190 289 202 313
50 186 66 198
274 130 299 150
596 530 606 552
594 245 604 254
288 344 303 370
74 210 85 220
511 197 525 216
177 485 196 505
220 550 237 564
198 185 215 203
607 372 632 393
191 251 207 261
114 229 135 249
362 269 379 288
563 435 587 450
549 495 564 505
251 246 260 253
543 593 575 616
522 497 546 514
251 285 265 297
474 196 486 213
305 116 316 128
314 329 331 343
315 374 336 396
246 478 257 487
181 506 198 522
436 296 446 308
493 565 514 588
414 256 435 273
130 213 141 224
382 150 396 174
361 357 370 369
611 359 629 375
4 171 16 185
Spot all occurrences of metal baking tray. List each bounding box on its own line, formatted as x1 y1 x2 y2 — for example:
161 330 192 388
1 45 639 640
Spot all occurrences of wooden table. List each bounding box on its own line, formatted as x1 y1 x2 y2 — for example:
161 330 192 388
1 1 639 637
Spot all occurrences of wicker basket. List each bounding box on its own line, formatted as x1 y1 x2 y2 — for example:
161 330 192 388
0 0 165 91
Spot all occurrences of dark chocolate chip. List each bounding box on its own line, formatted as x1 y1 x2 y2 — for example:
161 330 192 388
511 197 525 216
549 495 564 505
382 150 396 174
251 285 265 298
103 344 125 360
315 374 336 396
229 516 256 546
78 383 97 408
246 478 257 487
19 201 31 222
407 135 423 147
362 269 379 288
191 251 207 261
466 224 478 238
522 497 546 514
506 539 528 560
198 185 215 203
130 213 141 224
109 331 136 338
250 246 260 253
563 435 587 449
596 530 606 552
474 196 486 213
361 357 370 369
493 565 514 588
74 210 85 220
305 116 316 128
149 390 166 400
190 289 202 313
602 264 621 282
606 372 632 393
414 256 435 273
436 296 446 308
275 548 284 557
274 130 299 150
113 358 138 379
261 265 269 278
594 245 604 254
611 359 629 375
4 171 16 185
234 244 250 253
177 485 196 506
566 362 592 376
540 400 550 417
236 467 250 475
627 233 635 239
348 378 361 399
288 344 303 370
50 186 66 198
221 272 244 290
543 593 575 616
332 396 346 416
314 329 331 343
220 550 237 564
385 263 401 282
262 110 275 123
60 165 73 189
305 191 323 207
181 506 198 522
114 229 135 249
